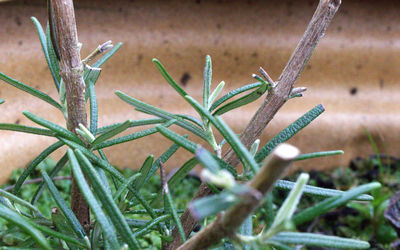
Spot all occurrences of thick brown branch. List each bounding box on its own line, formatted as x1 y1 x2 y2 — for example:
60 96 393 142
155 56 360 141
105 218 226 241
167 0 341 248
52 0 90 234
178 144 299 250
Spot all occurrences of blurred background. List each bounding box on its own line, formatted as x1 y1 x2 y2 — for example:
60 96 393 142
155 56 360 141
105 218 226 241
0 0 399 184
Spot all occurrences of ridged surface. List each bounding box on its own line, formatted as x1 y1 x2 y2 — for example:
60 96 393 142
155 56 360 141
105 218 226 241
0 0 399 184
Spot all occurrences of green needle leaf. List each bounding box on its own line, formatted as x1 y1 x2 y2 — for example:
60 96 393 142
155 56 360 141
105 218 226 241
23 111 82 144
293 182 381 225
41 169 86 239
132 215 170 238
275 180 373 201
209 82 263 111
271 173 309 230
92 120 175 150
96 118 165 135
270 232 370 249
153 58 188 98
67 149 120 248
203 55 212 108
208 81 225 109
31 17 59 91
0 123 55 137
295 150 344 161
73 150 139 249
212 80 268 116
0 204 51 250
45 23 61 90
255 104 325 163
134 155 154 191
91 120 131 146
13 141 64 195
156 125 197 153
115 90 208 141
0 72 62 110
0 189 39 213
31 153 69 205
185 95 259 173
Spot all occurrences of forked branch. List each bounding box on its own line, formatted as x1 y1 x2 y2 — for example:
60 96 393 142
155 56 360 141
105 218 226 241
167 0 341 248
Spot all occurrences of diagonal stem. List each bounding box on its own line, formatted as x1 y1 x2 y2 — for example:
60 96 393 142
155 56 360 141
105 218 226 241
167 0 341 248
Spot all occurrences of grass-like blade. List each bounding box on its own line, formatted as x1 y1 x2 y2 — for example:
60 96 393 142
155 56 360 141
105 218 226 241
115 90 208 140
13 141 64 195
96 118 165 135
0 124 54 137
185 95 259 173
31 218 87 248
156 125 197 153
67 149 120 248
73 150 139 249
91 120 131 146
92 120 175 150
58 137 161 224
23 111 82 144
176 114 204 129
270 232 370 249
209 82 262 111
41 169 86 239
164 187 186 242
275 180 373 201
212 80 268 116
0 99 4 104
45 23 61 90
189 192 238 220
89 82 98 136
293 182 381 225
295 150 344 161
84 67 101 101
0 204 51 250
271 174 309 229
114 172 141 201
0 189 38 213
208 81 225 109
255 104 325 163
132 215 170 238
92 42 122 68
203 55 212 108
31 17 59 92
151 157 199 206
31 153 69 205
134 155 154 191
142 142 180 186
0 72 62 110
153 58 188 98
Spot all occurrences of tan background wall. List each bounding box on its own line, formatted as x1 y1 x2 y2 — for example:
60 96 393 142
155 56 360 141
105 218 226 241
0 0 399 184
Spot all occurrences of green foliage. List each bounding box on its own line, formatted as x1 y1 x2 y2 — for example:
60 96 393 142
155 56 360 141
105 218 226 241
0 16 380 249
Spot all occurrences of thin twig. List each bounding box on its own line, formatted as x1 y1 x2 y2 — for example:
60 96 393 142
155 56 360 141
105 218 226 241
3 176 71 192
177 144 299 250
167 0 341 248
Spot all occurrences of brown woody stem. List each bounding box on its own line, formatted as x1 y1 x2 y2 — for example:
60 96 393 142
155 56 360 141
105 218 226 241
177 144 299 250
52 0 90 234
167 0 341 249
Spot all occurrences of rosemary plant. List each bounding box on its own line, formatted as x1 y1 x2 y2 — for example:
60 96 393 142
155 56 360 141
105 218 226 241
0 2 379 249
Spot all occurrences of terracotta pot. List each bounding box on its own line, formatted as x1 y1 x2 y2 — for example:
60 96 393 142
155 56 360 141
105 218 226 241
0 0 399 184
